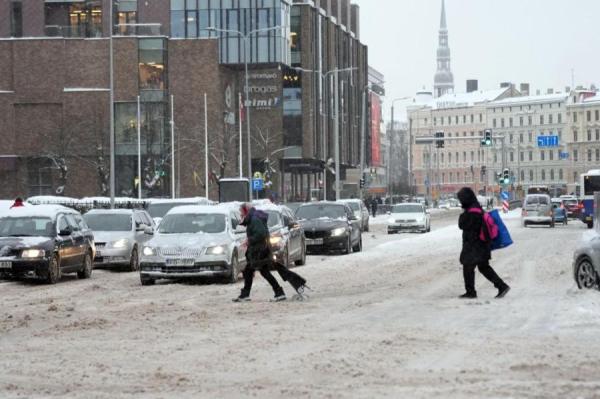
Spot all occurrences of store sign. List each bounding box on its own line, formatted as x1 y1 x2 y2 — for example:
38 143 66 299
246 71 281 110
370 93 381 167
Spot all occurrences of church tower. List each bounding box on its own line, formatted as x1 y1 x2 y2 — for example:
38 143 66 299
433 0 454 98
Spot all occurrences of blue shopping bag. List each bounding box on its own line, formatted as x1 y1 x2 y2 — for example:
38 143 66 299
488 209 513 250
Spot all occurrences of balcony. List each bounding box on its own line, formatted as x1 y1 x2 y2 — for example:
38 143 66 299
44 24 102 38
114 23 163 37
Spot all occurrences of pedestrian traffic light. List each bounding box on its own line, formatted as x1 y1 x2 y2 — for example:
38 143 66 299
502 169 510 185
435 131 445 148
481 129 493 147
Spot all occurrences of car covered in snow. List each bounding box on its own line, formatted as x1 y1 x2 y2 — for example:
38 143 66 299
295 202 362 254
337 199 370 232
255 204 306 268
139 205 247 285
84 209 155 271
387 203 430 234
146 197 213 226
0 205 94 284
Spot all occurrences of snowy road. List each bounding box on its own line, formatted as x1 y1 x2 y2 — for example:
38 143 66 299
2 211 600 398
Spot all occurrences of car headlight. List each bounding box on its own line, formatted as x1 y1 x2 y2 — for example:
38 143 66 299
269 236 283 246
112 239 130 249
388 218 396 224
21 249 44 259
142 246 155 256
331 228 347 237
206 245 227 255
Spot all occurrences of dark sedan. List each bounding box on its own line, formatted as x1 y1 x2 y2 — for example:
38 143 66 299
295 202 362 255
0 205 94 284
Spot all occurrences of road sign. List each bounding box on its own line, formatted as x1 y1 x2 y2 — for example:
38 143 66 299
252 178 264 192
501 191 509 200
537 135 559 148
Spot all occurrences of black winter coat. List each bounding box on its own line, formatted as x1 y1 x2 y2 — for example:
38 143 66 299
241 209 272 270
458 208 491 266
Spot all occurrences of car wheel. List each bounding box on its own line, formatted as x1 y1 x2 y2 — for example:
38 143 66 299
294 240 306 266
227 252 239 284
364 222 369 232
564 219 568 226
140 274 155 286
550 221 555 228
523 221 528 228
575 258 599 289
353 235 362 252
427 224 431 233
45 254 61 284
77 251 93 279
128 246 140 272
588 222 594 229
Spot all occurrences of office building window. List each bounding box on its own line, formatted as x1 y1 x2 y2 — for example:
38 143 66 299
596 110 599 121
509 117 513 127
509 134 513 144
448 116 451 125
529 170 534 181
573 149 578 162
501 118 505 128
470 151 474 162
588 110 592 122
574 172 578 182
520 170 525 182
540 115 544 125
509 152 513 162
470 114 474 123
550 169 555 181
528 115 532 125
520 152 524 162
549 150 553 161
596 149 600 162
528 132 532 142
558 129 562 140
493 153 497 163
558 113 562 123
528 151 533 161
448 153 452 164
44 0 103 37
588 130 592 141
10 1 23 37
574 130 578 142
540 150 545 161
290 6 301 64
463 152 467 162
433 117 437 126
114 0 137 34
455 116 459 124
588 149 593 162
139 39 167 91
559 169 563 180
596 129 600 141
479 114 483 122
541 169 546 181
549 114 553 124
519 116 524 127
573 112 577 123
493 119 497 128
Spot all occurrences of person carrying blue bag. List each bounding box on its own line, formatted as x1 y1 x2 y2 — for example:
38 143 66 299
457 187 511 299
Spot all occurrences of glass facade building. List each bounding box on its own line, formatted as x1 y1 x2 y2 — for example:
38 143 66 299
170 0 291 65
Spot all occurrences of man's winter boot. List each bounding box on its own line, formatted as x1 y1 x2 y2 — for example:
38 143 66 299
232 290 251 302
495 285 511 299
272 287 286 302
459 292 477 299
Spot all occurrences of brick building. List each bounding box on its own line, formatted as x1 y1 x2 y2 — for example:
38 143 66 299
0 0 368 201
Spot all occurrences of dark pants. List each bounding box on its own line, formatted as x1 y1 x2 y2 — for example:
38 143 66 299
463 261 506 295
241 266 282 297
274 263 306 291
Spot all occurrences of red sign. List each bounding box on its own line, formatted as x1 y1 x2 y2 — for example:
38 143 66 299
370 93 381 167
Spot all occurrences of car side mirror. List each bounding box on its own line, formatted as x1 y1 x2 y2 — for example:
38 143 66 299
58 227 72 236
144 226 154 235
136 224 146 232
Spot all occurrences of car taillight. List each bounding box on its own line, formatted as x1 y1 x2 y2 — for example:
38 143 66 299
579 203 585 209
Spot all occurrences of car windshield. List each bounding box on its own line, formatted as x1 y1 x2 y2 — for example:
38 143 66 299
0 217 54 237
392 205 423 213
296 204 347 220
265 211 283 228
84 214 132 232
147 202 197 218
158 213 226 234
344 202 360 211
525 196 549 206
563 199 578 205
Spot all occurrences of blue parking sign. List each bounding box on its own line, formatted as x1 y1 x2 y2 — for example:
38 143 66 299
501 191 509 200
252 178 264 192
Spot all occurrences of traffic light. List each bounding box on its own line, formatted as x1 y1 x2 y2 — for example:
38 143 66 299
359 177 365 189
496 172 503 184
481 129 493 147
502 169 510 185
435 131 445 148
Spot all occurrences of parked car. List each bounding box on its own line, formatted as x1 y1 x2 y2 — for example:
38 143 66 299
573 232 600 289
84 209 155 271
255 204 306 268
551 199 568 226
338 199 370 232
282 202 304 214
295 202 362 254
387 203 431 234
146 197 212 226
0 205 94 284
522 194 554 228
139 205 246 285
559 195 581 219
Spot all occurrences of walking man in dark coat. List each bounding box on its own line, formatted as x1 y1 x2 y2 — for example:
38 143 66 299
457 187 510 299
233 204 286 302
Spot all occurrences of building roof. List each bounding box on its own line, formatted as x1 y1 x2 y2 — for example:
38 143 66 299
490 92 568 106
411 88 511 110
583 94 600 104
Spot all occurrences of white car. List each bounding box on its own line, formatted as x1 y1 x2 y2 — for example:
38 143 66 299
387 203 431 234
139 205 246 285
438 201 451 210
146 197 213 226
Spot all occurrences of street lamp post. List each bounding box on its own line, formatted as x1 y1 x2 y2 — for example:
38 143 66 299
208 25 286 197
109 1 115 208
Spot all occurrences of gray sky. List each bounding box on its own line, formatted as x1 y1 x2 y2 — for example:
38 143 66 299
354 0 600 121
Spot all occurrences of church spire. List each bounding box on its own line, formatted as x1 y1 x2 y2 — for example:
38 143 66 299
433 0 454 98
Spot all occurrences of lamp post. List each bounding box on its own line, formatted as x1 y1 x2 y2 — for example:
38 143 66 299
109 0 115 208
208 25 286 197
292 66 357 201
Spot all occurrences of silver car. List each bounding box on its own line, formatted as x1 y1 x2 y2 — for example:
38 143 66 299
573 230 600 290
522 194 554 228
84 209 155 271
338 199 370 232
139 205 247 285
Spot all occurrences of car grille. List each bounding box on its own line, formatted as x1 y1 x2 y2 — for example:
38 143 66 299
396 219 417 223
152 265 225 274
157 247 205 258
304 231 328 239
95 242 106 248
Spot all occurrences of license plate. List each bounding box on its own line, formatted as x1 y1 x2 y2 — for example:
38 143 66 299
166 258 195 267
0 261 11 269
306 239 324 246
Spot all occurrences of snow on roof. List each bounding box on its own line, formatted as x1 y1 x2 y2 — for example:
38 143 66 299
0 204 75 219
165 205 230 216
411 88 510 110
490 92 568 106
80 197 144 204
583 94 600 104
255 203 284 212
147 197 210 205
27 196 79 204
338 199 362 203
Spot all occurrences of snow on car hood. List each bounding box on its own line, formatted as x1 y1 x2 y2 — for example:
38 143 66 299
390 212 425 221
145 232 230 250
299 218 348 231
0 236 53 255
